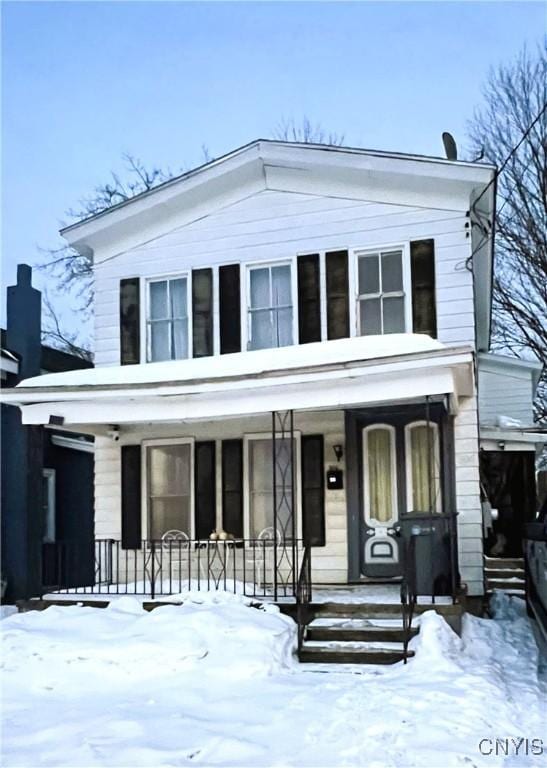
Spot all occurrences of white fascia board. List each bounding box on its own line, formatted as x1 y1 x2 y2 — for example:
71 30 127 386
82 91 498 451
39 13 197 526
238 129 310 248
0 355 19 375
480 427 547 446
17 365 458 426
50 434 95 453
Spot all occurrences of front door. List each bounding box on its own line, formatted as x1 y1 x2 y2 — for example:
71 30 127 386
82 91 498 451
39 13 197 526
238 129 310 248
361 424 402 578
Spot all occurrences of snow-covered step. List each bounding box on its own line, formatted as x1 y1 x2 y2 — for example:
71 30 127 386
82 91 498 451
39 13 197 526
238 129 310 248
484 556 524 569
307 624 417 643
484 568 525 579
486 577 525 590
299 644 414 665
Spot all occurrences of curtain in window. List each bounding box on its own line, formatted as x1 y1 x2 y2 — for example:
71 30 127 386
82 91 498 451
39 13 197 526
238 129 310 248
249 265 293 350
148 444 191 538
409 424 440 512
366 428 393 523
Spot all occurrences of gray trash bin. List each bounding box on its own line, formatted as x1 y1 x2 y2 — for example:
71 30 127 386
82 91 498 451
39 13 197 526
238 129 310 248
399 513 454 597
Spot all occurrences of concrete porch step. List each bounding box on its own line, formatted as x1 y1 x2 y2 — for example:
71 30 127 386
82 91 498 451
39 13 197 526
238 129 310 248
484 557 525 569
310 601 460 620
486 577 525 590
484 568 525 579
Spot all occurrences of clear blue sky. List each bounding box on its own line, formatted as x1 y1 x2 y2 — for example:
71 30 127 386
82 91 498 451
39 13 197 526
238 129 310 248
1 1 544 338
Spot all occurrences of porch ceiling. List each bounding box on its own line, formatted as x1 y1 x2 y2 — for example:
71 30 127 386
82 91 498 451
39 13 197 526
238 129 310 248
1 337 474 429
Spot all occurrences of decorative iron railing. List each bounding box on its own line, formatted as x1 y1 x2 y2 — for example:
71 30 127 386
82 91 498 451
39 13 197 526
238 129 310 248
296 545 312 651
42 538 304 600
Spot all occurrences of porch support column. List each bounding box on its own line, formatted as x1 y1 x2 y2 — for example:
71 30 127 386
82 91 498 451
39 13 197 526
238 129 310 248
271 410 295 599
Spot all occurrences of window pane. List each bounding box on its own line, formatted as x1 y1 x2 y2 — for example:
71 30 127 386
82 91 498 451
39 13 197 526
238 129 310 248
410 425 440 513
272 265 291 306
274 307 293 347
383 296 405 334
250 309 272 350
170 278 187 319
172 319 188 359
150 321 170 361
150 281 168 320
360 298 381 335
149 444 191 496
249 439 295 538
149 498 191 540
358 255 379 295
250 268 270 309
381 251 403 292
367 428 393 523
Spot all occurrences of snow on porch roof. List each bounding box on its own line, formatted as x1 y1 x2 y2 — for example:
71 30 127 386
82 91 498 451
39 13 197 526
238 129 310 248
17 334 444 391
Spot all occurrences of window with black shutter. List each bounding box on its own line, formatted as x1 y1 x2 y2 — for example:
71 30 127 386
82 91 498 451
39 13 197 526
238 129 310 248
326 250 349 340
194 441 216 539
221 439 243 538
297 254 321 344
301 435 325 547
120 278 141 365
192 268 213 357
121 445 142 549
410 239 437 338
219 264 241 354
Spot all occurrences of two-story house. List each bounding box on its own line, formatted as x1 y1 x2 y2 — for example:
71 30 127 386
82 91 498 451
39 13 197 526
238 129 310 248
5 140 532 607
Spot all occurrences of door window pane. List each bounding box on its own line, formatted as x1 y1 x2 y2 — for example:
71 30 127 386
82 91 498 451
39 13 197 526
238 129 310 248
148 444 191 539
248 264 293 350
148 278 189 361
407 423 441 513
366 427 394 523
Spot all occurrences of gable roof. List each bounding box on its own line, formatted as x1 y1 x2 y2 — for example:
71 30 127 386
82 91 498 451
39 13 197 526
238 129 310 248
60 139 496 253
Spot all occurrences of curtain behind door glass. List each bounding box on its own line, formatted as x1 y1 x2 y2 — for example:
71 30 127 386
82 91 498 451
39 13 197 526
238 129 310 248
409 424 440 512
367 428 393 523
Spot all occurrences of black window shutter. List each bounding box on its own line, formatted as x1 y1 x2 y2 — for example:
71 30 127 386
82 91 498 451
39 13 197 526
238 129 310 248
219 264 241 354
195 441 216 539
297 254 321 344
302 435 325 547
410 239 437 338
121 445 142 549
326 250 349 339
192 268 213 357
120 278 140 365
221 439 243 537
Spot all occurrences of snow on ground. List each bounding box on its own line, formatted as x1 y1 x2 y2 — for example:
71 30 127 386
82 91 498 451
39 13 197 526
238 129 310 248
1 592 545 767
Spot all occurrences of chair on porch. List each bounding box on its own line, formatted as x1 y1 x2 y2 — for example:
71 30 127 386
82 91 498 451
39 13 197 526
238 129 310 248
253 526 282 592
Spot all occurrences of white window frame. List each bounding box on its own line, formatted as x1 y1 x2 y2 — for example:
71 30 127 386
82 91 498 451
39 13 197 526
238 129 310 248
141 437 195 540
352 243 412 336
243 432 302 540
362 424 397 527
42 468 56 543
244 260 297 351
404 421 442 514
144 273 192 363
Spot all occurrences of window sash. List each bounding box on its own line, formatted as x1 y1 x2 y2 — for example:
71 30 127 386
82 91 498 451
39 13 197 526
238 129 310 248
357 250 406 335
248 264 293 350
147 442 193 539
42 469 56 543
147 277 189 361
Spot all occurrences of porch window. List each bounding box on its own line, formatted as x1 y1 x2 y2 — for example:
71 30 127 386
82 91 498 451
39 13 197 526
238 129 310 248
247 437 297 538
42 469 56 543
405 422 441 513
357 250 406 335
363 425 396 523
147 277 189 362
147 443 192 539
248 264 293 350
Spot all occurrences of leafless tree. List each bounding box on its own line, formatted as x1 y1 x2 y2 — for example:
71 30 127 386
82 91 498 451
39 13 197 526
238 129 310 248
273 116 345 146
467 44 547 422
41 292 93 362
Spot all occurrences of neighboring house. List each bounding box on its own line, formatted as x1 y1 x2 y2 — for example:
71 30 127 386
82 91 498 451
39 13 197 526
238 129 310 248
3 140 543 605
1 265 95 602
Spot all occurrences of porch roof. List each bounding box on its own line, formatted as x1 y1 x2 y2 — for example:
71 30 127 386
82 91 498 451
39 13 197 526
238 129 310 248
1 335 475 429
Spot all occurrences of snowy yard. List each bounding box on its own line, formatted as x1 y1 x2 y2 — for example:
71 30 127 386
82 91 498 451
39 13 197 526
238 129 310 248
1 593 545 768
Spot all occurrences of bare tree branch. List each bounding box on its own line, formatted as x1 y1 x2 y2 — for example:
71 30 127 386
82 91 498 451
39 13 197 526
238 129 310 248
273 116 345 146
467 42 547 422
41 292 93 362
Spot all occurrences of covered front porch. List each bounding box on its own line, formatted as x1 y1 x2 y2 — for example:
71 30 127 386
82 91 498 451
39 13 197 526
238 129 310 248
2 335 479 603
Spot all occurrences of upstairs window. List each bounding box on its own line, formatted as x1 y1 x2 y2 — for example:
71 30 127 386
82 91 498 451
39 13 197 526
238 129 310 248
357 250 406 335
248 264 293 350
147 277 189 362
